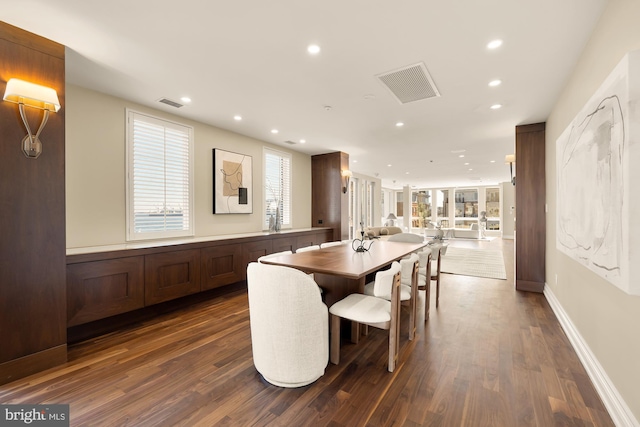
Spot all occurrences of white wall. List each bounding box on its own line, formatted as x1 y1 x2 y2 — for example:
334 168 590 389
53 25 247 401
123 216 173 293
501 182 515 239
65 85 311 248
546 0 640 423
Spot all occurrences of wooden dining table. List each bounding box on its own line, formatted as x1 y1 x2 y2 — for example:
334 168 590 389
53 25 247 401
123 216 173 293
260 240 427 307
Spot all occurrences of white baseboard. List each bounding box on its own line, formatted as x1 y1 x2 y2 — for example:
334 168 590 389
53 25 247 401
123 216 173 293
544 285 639 427
501 234 514 239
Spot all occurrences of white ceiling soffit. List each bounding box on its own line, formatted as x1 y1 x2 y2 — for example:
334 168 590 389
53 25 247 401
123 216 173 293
376 62 440 104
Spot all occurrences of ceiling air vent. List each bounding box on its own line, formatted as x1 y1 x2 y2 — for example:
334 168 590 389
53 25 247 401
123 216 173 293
376 62 440 104
158 98 184 108
283 140 297 145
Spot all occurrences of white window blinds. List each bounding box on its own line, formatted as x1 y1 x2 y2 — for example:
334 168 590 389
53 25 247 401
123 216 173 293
264 148 291 229
126 110 194 240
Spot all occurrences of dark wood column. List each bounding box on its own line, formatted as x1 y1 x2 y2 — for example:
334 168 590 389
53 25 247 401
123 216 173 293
311 152 349 241
0 22 67 384
515 122 546 292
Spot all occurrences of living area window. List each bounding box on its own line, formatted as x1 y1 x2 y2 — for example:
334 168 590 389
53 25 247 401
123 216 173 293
263 147 291 229
126 110 194 241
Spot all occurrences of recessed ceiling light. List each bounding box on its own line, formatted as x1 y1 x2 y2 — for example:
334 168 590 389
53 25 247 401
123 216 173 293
180 96 191 103
487 39 503 49
271 129 279 134
353 160 358 163
299 139 306 144
233 115 242 121
387 164 392 167
490 104 502 110
488 79 502 87
464 162 469 165
405 172 410 175
459 154 465 158
396 122 404 127
490 160 496 163
468 168 473 171
307 44 321 55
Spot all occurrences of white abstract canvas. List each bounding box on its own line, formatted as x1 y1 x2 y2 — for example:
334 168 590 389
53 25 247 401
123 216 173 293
556 49 640 295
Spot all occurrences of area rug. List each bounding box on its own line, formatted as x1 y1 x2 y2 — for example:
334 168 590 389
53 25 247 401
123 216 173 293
440 246 507 280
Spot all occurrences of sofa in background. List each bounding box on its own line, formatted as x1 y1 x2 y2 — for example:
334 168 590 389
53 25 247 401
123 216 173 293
364 226 403 238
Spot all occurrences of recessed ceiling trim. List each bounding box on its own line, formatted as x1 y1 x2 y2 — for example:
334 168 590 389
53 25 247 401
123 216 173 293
376 62 441 104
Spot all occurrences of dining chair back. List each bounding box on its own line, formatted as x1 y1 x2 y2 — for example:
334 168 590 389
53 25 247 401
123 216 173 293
247 262 328 387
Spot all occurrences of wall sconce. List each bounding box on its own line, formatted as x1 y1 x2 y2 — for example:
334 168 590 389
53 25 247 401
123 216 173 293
505 154 516 185
3 78 60 158
341 169 353 193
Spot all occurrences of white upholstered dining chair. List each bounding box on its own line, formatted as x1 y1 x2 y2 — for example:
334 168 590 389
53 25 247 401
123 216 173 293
246 262 328 387
329 262 403 372
364 254 419 340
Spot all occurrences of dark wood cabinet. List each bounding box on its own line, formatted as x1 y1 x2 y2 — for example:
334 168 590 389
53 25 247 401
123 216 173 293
271 236 296 253
201 243 243 290
66 228 332 327
515 122 546 292
243 239 272 269
145 249 201 305
67 257 144 327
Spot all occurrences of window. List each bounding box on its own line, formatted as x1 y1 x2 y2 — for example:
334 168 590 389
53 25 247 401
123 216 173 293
454 188 478 229
263 148 291 229
126 110 194 241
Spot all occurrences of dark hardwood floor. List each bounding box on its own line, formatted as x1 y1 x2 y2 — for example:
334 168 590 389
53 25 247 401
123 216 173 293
0 238 614 426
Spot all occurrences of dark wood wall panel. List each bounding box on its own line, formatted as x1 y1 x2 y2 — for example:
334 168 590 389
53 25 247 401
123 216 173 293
201 243 243 290
515 122 546 292
67 257 144 327
145 250 201 305
243 240 272 270
0 22 67 384
312 152 349 241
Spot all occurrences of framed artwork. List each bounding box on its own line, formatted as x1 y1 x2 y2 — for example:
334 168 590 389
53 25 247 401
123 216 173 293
556 49 640 295
212 149 252 214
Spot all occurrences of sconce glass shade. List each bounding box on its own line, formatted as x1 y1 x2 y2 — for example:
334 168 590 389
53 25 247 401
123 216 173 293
341 169 353 193
3 78 60 112
505 154 516 185
3 79 60 158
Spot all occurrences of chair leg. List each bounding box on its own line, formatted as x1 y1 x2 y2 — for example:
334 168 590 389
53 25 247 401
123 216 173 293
409 297 416 341
424 282 431 322
436 275 440 308
330 314 341 365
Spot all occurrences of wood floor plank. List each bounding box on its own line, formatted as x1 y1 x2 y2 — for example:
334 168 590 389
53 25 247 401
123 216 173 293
0 238 616 426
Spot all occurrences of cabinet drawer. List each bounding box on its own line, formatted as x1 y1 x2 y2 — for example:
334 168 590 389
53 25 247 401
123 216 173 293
145 249 200 305
67 256 144 326
201 243 243 290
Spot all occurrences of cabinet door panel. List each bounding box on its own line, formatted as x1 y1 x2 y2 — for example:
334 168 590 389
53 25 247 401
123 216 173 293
271 237 295 253
67 257 144 326
201 244 243 290
243 240 272 275
145 250 200 305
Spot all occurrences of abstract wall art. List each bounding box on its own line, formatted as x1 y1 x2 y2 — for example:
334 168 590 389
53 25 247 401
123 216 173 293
213 149 252 214
556 49 640 295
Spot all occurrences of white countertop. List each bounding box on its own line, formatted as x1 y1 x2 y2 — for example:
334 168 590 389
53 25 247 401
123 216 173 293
66 227 327 256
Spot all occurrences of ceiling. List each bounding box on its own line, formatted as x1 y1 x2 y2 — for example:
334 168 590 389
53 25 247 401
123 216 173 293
3 1 607 189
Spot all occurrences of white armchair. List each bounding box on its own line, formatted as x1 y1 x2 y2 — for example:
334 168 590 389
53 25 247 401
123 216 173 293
246 262 329 387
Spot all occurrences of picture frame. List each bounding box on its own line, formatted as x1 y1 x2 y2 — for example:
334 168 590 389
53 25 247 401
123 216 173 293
212 148 252 214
